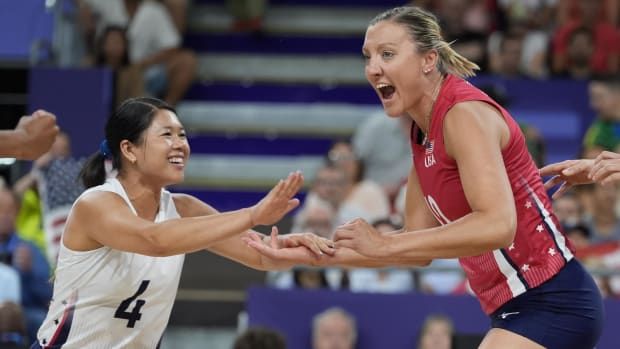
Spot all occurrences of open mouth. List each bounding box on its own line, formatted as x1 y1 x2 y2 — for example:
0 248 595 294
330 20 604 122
377 83 395 100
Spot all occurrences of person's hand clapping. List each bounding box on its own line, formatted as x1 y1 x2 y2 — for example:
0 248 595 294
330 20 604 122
248 171 303 226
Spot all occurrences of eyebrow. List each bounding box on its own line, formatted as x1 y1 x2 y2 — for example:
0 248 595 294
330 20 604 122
362 42 397 53
159 125 185 132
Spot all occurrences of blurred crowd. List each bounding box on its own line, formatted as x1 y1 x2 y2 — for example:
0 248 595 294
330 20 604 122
409 0 619 80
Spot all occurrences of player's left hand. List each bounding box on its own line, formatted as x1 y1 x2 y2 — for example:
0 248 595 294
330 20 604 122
333 218 388 259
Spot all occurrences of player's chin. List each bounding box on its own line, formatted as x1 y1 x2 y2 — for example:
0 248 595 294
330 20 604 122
382 104 403 117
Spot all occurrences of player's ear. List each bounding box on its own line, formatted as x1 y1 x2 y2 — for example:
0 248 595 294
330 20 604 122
119 139 137 164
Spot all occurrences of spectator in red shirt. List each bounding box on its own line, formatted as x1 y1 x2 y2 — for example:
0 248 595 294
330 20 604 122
551 0 620 76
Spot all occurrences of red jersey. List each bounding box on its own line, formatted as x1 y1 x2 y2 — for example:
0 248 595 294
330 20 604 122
411 75 575 314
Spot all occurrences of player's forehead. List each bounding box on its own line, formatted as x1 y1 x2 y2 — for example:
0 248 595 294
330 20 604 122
148 109 184 131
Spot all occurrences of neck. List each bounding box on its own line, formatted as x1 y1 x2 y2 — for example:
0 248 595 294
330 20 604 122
117 174 162 220
418 73 444 136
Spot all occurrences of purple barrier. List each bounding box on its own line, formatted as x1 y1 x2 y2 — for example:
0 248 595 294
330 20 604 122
28 67 114 157
247 286 620 349
0 0 53 60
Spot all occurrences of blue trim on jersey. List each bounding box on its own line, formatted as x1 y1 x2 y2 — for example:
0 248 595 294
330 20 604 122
41 290 78 349
499 248 531 290
523 181 571 263
538 213 569 263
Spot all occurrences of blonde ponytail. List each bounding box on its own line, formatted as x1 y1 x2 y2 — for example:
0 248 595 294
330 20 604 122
436 41 479 78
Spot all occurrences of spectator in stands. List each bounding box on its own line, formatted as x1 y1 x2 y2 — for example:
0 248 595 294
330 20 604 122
582 75 620 155
304 163 348 213
0 187 52 343
491 32 528 78
0 263 20 304
417 314 454 349
293 267 331 289
556 0 617 30
233 326 286 349
292 200 336 239
326 140 390 223
94 26 144 107
159 0 188 33
227 0 268 32
434 0 492 71
0 111 59 161
584 183 620 243
312 307 357 349
0 302 29 349
552 27 595 79
551 0 620 76
78 0 197 106
13 132 86 266
488 1 552 79
564 223 592 252
552 191 583 228
352 113 412 207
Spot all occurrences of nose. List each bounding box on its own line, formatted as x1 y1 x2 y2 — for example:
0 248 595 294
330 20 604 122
173 135 189 150
365 56 382 78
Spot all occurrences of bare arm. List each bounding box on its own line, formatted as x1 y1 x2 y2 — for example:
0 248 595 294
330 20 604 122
387 102 516 259
335 102 516 261
64 173 303 257
174 194 328 271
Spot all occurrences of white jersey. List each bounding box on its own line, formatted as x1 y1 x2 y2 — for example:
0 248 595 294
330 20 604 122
35 178 184 349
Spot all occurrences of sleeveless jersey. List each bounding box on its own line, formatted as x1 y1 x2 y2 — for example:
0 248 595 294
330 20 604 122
35 178 184 348
411 75 574 314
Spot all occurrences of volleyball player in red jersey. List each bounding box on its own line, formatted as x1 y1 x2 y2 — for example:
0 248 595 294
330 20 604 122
245 6 604 349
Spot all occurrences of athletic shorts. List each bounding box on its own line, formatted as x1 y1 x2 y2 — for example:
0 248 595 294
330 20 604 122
490 258 604 349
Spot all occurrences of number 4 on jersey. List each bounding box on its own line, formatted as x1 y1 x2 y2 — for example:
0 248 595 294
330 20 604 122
114 280 150 328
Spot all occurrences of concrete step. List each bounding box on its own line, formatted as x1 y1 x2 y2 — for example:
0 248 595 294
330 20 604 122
177 101 381 135
196 53 366 85
182 153 323 189
188 4 381 36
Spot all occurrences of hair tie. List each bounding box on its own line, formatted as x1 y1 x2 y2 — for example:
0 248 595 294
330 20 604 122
99 140 112 159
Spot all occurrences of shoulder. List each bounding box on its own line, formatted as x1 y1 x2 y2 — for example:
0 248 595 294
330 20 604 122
71 190 132 220
171 193 218 217
443 101 508 151
444 100 503 128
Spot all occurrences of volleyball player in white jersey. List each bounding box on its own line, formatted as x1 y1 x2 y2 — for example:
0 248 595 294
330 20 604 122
31 97 333 349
